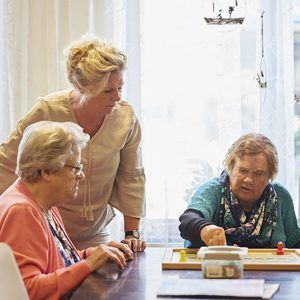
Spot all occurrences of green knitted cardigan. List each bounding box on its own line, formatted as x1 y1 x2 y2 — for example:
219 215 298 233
185 178 300 248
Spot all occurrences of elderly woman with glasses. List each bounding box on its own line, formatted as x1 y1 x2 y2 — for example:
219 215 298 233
179 133 300 248
0 121 133 299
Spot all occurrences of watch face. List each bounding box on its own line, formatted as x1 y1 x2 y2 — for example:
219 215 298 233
125 230 141 239
132 230 140 239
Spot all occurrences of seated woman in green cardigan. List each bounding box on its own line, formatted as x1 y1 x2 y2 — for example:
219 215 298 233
179 133 300 248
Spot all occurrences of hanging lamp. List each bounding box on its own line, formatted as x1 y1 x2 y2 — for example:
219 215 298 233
204 0 247 27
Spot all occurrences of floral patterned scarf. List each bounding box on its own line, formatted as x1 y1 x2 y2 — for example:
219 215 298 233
43 210 80 267
219 170 277 247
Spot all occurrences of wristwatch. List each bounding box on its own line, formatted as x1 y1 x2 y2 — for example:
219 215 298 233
125 230 141 239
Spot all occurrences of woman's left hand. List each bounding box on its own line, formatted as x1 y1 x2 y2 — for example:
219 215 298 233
107 240 134 260
88 241 134 261
121 236 147 253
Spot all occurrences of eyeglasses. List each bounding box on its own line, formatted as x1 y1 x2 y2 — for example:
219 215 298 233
64 163 84 176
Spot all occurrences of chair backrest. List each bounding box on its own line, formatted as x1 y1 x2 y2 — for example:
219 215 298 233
0 243 29 300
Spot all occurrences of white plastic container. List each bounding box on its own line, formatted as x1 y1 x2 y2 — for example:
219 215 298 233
197 246 248 279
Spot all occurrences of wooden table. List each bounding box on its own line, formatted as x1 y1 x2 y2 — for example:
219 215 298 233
71 247 300 300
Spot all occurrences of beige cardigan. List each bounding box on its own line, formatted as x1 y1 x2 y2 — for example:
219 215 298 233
0 90 145 248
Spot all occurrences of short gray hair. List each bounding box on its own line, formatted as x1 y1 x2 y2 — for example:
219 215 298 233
16 121 90 182
223 133 278 180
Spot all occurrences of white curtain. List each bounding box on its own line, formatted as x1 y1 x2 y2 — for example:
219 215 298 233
260 0 295 198
0 0 296 245
0 0 130 141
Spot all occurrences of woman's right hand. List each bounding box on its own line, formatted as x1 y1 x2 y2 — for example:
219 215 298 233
200 224 227 246
85 244 126 271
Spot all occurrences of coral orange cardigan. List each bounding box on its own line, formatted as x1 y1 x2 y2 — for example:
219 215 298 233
0 179 91 300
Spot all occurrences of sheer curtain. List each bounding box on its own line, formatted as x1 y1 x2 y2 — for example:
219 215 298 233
260 0 295 201
0 0 296 245
0 0 130 142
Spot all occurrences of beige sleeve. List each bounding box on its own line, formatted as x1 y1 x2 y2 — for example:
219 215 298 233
109 115 146 217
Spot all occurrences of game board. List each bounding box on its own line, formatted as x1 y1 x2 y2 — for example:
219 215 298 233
162 248 300 271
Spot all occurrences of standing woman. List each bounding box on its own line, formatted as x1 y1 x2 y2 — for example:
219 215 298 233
0 38 146 251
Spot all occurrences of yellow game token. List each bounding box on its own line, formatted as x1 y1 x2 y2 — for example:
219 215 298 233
180 250 187 262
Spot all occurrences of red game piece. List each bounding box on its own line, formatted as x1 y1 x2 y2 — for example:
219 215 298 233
233 244 238 247
276 241 284 255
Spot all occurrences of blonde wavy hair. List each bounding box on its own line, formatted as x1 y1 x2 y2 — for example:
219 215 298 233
16 121 90 182
223 133 278 181
65 37 126 102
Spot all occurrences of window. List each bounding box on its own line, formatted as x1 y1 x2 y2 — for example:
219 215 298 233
294 0 300 217
140 0 281 246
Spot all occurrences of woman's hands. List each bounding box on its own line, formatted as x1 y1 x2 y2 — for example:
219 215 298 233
85 242 132 271
84 238 145 272
121 236 146 253
107 241 134 260
200 224 227 246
